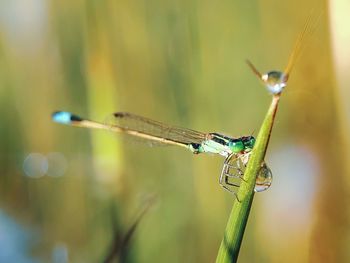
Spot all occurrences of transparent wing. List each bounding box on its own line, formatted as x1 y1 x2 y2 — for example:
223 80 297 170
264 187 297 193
105 112 208 146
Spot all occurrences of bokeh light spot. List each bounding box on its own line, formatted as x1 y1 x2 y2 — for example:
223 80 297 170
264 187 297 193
22 153 48 178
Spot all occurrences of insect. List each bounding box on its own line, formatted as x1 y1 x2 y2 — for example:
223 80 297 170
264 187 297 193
52 111 272 197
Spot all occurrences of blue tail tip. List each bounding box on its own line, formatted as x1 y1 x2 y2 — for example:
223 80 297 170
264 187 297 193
52 111 81 124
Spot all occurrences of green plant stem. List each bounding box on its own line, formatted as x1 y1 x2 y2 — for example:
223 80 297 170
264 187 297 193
216 95 280 263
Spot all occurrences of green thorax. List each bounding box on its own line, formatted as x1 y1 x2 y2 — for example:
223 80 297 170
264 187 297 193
189 133 255 157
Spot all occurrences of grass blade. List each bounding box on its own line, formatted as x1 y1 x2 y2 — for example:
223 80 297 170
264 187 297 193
216 95 280 263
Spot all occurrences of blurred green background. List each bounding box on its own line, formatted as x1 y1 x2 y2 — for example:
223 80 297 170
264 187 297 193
1 0 350 262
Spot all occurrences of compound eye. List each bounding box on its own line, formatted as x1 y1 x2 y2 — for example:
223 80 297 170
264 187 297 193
229 140 244 153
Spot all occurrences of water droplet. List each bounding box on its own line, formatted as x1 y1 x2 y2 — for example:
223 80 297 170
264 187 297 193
262 71 288 94
220 153 273 194
254 163 273 192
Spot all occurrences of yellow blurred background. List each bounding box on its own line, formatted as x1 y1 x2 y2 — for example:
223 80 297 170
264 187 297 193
1 0 349 262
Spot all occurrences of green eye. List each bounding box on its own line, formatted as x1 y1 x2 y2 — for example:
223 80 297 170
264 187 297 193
229 140 244 153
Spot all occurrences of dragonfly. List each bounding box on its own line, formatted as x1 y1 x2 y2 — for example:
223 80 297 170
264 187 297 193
52 111 272 197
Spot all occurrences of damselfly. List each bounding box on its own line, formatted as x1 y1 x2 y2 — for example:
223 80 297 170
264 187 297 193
52 111 272 195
